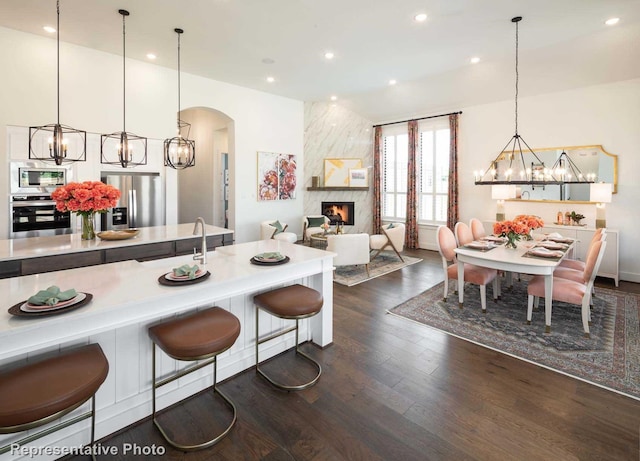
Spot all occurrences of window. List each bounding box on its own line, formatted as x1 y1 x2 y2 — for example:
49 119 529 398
381 120 450 224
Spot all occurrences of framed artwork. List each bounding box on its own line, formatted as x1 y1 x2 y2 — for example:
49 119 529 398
348 168 368 187
324 158 363 187
257 152 297 201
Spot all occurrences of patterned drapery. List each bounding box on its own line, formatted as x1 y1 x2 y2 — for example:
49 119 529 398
405 120 419 249
372 126 382 234
447 113 459 230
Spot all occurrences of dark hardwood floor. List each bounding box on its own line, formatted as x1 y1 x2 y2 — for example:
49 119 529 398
67 249 640 460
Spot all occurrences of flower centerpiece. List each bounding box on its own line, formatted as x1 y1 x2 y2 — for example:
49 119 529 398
493 215 544 249
52 181 121 240
320 222 331 235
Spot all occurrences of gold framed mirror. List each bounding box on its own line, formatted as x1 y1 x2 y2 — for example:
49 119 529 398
509 145 617 202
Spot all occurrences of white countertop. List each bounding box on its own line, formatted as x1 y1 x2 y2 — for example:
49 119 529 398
0 240 334 359
0 223 233 261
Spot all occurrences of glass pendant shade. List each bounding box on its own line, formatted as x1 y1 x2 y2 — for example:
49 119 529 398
474 17 592 188
29 0 86 165
101 9 147 168
164 28 195 169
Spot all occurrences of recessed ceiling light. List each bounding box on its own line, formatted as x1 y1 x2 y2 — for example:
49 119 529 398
414 13 427 22
389 79 397 85
43 26 56 33
605 17 620 26
330 95 337 101
146 53 157 60
324 51 334 60
470 56 481 64
266 76 275 83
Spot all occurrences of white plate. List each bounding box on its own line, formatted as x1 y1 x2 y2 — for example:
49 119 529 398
21 293 87 313
529 249 563 258
165 269 205 281
537 242 565 250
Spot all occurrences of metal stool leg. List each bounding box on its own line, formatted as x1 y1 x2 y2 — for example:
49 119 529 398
151 345 237 452
255 308 322 391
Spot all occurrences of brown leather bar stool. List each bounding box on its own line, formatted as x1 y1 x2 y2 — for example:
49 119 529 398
0 344 109 460
148 306 240 452
254 284 323 391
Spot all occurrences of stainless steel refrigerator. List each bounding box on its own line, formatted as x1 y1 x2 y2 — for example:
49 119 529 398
101 172 164 230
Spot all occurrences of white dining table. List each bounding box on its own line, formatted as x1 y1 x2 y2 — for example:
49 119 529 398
454 240 573 332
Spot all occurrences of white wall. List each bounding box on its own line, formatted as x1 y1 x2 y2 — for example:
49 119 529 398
459 78 640 282
0 26 303 243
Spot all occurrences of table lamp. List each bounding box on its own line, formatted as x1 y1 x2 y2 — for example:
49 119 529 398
589 183 612 229
491 185 516 221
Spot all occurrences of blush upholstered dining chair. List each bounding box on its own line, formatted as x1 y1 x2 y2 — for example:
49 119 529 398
326 233 370 277
260 220 298 243
302 215 331 243
454 221 474 246
526 240 606 337
369 223 405 262
469 218 487 240
436 225 500 313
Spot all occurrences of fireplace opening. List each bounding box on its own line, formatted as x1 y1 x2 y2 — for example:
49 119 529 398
321 201 354 226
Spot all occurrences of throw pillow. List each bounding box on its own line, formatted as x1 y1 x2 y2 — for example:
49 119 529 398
307 217 326 228
270 220 284 235
387 223 395 229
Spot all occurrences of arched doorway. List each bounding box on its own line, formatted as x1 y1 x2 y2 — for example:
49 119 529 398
176 107 234 230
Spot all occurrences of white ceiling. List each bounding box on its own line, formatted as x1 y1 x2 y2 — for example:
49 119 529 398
1 0 639 123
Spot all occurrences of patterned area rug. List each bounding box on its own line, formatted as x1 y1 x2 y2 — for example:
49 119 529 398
334 252 422 286
388 278 640 400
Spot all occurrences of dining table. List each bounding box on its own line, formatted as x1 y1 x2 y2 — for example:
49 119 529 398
454 238 574 333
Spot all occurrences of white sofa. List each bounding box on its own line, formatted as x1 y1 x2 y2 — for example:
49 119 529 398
260 220 298 243
326 233 370 277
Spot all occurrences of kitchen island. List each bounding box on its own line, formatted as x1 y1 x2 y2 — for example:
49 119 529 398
0 240 334 461
0 224 234 278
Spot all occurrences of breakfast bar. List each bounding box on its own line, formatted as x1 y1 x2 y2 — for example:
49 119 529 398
0 240 334 461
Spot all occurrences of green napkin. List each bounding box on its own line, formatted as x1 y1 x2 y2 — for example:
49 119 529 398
256 252 284 261
28 285 78 306
172 264 199 279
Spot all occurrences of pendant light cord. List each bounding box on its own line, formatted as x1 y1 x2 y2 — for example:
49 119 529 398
514 17 520 136
122 12 126 133
177 31 181 130
56 0 60 125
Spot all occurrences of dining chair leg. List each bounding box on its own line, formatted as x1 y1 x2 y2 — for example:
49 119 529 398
581 298 591 338
443 276 449 301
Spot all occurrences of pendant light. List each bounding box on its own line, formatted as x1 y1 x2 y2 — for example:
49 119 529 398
101 9 147 168
164 28 196 169
29 0 86 165
474 17 593 187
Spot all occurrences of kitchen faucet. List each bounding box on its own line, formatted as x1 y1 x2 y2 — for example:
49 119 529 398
192 217 207 265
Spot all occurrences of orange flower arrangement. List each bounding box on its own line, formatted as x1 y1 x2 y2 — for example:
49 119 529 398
52 181 121 240
52 181 121 215
493 215 544 248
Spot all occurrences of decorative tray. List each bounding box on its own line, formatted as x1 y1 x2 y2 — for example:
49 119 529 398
8 293 93 318
97 229 140 240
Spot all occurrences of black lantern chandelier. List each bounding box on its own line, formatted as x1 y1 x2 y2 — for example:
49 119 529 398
474 17 593 187
29 0 86 165
164 28 195 169
101 9 147 168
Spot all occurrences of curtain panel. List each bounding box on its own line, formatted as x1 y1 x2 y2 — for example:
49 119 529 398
447 113 459 230
372 126 382 234
405 120 419 249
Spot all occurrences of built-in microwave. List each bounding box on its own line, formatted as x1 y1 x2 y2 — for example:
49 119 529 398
10 161 71 194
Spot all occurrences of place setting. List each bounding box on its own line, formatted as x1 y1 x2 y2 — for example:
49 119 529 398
523 246 565 260
250 252 290 266
8 285 93 318
464 240 498 251
158 264 211 286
